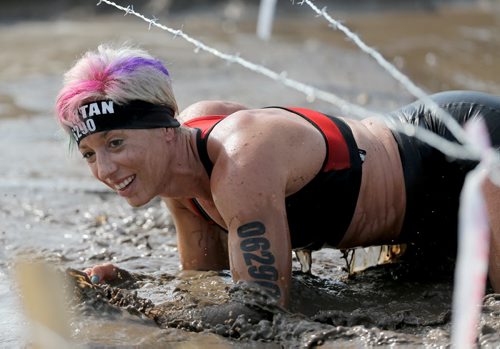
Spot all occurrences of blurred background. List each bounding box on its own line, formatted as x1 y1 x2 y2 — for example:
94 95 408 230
1 0 498 109
0 0 493 20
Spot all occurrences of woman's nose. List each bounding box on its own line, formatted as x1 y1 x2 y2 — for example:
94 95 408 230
95 153 118 181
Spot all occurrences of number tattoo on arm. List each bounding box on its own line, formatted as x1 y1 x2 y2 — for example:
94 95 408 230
237 221 281 298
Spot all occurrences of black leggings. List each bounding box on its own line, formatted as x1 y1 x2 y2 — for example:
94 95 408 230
390 91 500 252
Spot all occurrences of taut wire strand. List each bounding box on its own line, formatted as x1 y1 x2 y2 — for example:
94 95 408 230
298 0 474 151
97 0 483 161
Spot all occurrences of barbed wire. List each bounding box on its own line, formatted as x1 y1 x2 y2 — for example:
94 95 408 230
298 0 473 148
96 0 483 161
96 1 383 118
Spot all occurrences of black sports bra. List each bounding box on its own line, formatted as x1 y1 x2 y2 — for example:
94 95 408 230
183 107 363 249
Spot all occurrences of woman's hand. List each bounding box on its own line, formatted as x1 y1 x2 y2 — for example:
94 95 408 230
84 263 119 284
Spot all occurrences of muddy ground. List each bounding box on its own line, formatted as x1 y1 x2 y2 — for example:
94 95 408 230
1 1 499 348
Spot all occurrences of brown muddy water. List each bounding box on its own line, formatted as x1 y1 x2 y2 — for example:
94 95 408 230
1 2 500 348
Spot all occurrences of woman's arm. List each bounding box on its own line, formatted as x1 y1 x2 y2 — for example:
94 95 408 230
164 198 229 271
85 199 229 283
212 178 292 306
209 123 293 306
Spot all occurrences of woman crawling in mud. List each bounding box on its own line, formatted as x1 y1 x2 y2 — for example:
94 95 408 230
55 45 500 307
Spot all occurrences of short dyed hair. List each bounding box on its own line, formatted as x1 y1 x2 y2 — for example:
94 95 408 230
56 44 178 134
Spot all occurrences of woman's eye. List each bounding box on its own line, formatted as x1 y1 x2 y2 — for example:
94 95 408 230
109 139 123 148
82 151 94 159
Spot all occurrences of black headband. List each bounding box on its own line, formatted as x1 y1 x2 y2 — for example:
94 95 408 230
71 100 179 144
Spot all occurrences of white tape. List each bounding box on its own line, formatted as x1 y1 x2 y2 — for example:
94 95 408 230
451 118 492 348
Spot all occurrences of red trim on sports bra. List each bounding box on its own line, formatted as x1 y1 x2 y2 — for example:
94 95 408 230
183 109 352 173
287 107 351 172
189 198 218 226
189 198 203 217
183 115 225 138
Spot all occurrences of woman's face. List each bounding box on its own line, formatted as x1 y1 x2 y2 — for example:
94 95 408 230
78 128 170 207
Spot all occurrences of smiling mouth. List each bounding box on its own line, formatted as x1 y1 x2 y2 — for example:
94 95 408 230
114 175 136 191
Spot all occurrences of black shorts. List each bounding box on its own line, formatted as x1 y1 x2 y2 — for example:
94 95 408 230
390 91 500 254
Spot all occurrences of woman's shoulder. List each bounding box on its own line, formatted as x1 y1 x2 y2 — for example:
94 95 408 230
177 100 248 124
207 108 327 183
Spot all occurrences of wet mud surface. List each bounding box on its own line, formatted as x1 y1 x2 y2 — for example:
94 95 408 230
5 194 500 348
1 1 500 347
63 250 499 348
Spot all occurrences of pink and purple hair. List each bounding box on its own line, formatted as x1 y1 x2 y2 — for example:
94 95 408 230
56 44 178 134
